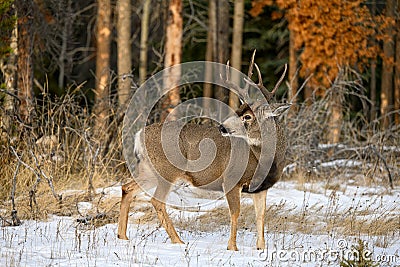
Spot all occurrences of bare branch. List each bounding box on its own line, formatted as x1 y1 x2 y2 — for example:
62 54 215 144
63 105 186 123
10 161 22 226
10 146 40 212
29 150 62 201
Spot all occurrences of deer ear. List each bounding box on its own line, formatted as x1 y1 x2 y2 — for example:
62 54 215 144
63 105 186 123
271 103 291 117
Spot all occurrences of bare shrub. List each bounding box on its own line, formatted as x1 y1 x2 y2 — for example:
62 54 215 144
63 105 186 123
0 82 129 221
284 69 399 189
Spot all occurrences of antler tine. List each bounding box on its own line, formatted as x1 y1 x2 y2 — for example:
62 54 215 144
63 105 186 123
247 49 257 79
235 49 257 101
271 63 287 96
254 63 273 101
225 60 231 81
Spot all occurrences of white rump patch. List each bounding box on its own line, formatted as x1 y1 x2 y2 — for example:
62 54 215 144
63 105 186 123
134 129 144 158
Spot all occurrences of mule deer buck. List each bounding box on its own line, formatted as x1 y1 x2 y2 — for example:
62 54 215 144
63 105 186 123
118 54 290 251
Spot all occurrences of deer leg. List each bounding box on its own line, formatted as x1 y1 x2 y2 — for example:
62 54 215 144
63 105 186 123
118 180 140 240
225 186 241 251
151 181 184 244
253 190 267 250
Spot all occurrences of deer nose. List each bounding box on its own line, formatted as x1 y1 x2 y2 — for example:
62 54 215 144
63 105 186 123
219 124 228 134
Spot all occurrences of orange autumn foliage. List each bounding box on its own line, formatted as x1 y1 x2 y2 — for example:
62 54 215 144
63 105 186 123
250 0 379 93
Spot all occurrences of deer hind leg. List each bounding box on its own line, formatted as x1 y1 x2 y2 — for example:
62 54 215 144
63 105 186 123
151 180 184 244
225 186 241 251
253 190 267 250
118 180 140 240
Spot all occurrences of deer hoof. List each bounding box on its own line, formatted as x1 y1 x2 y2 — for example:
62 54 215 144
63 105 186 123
117 234 129 240
227 245 239 251
256 242 265 250
172 238 185 244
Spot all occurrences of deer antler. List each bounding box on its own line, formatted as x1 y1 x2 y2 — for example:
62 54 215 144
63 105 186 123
245 63 287 101
222 50 260 102
222 60 250 101
222 50 287 102
244 50 287 101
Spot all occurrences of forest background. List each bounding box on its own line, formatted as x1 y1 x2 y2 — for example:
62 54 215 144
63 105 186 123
0 0 399 223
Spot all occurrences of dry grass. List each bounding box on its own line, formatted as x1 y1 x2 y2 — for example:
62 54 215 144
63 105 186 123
122 192 398 245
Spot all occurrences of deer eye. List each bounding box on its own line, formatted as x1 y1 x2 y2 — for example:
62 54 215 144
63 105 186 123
243 114 252 121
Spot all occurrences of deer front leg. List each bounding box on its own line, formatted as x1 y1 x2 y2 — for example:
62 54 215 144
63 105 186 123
225 186 241 251
151 181 184 244
253 190 267 250
118 180 140 240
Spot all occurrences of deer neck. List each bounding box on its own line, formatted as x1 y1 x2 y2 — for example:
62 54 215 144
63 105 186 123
249 143 262 161
248 122 281 162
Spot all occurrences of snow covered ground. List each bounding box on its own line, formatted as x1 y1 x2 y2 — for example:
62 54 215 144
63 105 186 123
1 181 399 266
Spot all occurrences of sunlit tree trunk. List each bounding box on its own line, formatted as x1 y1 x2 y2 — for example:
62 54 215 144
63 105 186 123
16 0 34 124
161 0 182 121
327 70 345 153
94 0 111 136
229 0 244 109
117 0 132 108
1 14 17 134
380 0 395 128
214 0 229 104
139 0 151 85
327 90 343 145
303 89 313 106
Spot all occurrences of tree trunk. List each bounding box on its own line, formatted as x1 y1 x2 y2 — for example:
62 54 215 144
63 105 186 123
304 86 313 105
288 29 298 116
394 3 400 125
214 0 230 104
327 69 346 155
1 15 18 135
139 0 151 85
94 0 112 137
203 0 215 116
327 91 343 145
229 0 244 109
380 0 395 128
370 57 378 122
16 0 34 124
117 0 132 108
161 0 182 121
370 0 378 122
58 0 72 89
